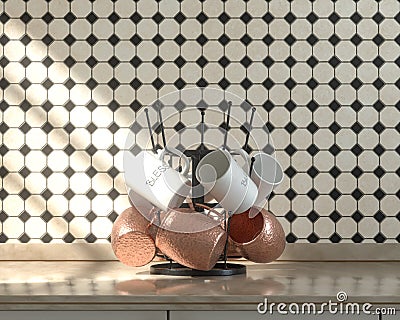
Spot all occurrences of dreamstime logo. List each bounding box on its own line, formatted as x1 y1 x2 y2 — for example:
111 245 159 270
257 291 397 316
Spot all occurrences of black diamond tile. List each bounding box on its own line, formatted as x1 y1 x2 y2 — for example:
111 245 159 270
262 78 275 89
329 233 342 243
285 166 297 178
328 34 340 46
373 78 384 90
306 12 318 24
284 56 296 68
262 12 274 24
307 188 319 200
0 34 9 45
42 34 54 46
87 189 97 200
374 210 386 222
196 56 208 67
286 233 298 243
0 211 8 223
64 56 76 67
351 210 364 222
196 34 208 46
374 188 386 200
85 166 97 179
262 34 274 45
63 233 75 243
372 34 384 46
86 34 98 45
351 78 363 90
284 121 297 133
0 122 9 134
108 12 120 24
373 144 385 156
0 12 10 24
85 233 97 243
128 12 145 24
307 166 319 178
307 210 320 222
373 100 384 111
328 56 341 68
174 12 186 24
130 34 142 45
42 12 54 24
350 34 362 46
64 12 77 24
284 78 297 90
21 35 31 46
329 188 341 200
329 78 341 90
197 12 208 24
0 167 8 178
284 143 297 156
285 34 297 46
130 99 142 112
307 232 320 243
240 12 251 24
329 210 342 222
218 12 230 24
351 188 364 200
263 56 275 68
0 145 9 156
0 78 10 90
306 34 318 46
284 12 296 24
19 233 30 243
20 12 32 24
20 145 31 156
328 12 340 24
373 166 385 178
152 77 164 89
86 12 98 23
351 166 363 178
240 78 252 90
0 56 9 67
175 34 186 45
352 232 364 243
152 12 165 24
372 12 384 24
41 233 53 243
285 188 297 200
350 12 362 24
285 210 297 222
240 34 252 46
85 211 97 222
152 34 164 45
41 167 53 178
108 34 120 45
374 232 386 243
40 210 53 223
107 166 119 178
19 210 30 222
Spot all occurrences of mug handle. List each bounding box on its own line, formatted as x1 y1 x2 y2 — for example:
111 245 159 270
231 149 251 173
158 147 190 176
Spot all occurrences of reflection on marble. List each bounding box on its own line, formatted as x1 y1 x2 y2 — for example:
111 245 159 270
0 261 399 305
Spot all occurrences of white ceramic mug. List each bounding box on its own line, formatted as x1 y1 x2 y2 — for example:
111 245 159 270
124 147 190 212
236 151 283 218
195 148 258 214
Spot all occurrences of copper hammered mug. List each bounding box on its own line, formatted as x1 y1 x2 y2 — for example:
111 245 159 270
155 207 227 271
228 208 286 263
111 206 156 267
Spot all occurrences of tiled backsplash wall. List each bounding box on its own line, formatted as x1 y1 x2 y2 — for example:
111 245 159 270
0 0 399 244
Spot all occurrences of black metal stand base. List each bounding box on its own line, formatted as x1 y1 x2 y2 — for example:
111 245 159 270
150 262 246 276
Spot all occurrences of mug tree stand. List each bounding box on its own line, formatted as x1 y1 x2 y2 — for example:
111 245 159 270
149 148 247 276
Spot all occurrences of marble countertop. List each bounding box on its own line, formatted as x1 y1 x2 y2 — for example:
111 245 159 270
0 261 399 310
